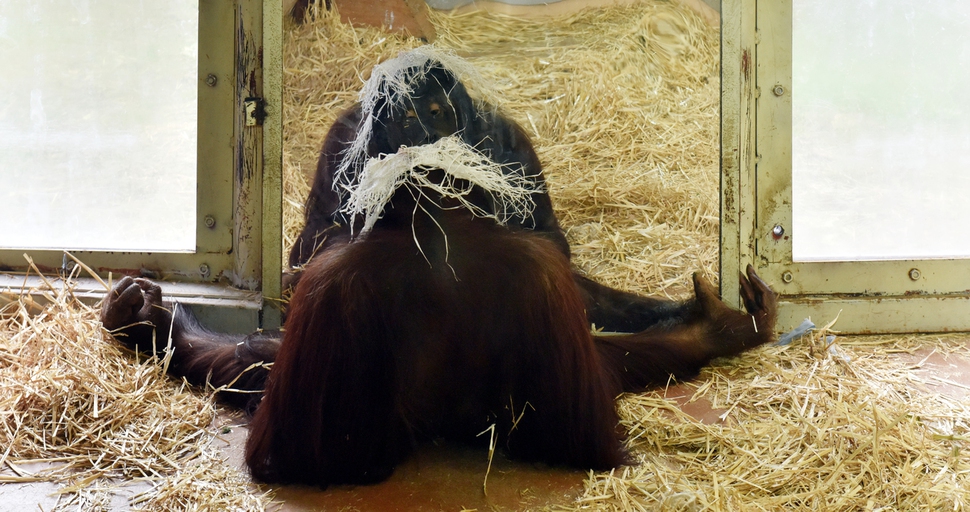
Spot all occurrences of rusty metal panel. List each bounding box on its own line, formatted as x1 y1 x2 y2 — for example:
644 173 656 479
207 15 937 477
754 0 792 266
776 295 970 334
724 0 970 334
197 0 238 265
261 0 284 330
759 260 970 298
720 0 759 310
232 0 265 291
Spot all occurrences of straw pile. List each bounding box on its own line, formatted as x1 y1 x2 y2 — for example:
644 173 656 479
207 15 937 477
575 330 970 510
0 272 272 510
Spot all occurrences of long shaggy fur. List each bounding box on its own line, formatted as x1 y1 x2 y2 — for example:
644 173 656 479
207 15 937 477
100 51 778 490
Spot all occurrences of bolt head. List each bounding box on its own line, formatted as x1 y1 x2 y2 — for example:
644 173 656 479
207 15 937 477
772 224 785 239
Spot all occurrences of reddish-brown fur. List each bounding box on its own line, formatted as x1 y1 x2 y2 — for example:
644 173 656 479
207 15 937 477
101 63 777 489
103 219 775 487
249 212 629 484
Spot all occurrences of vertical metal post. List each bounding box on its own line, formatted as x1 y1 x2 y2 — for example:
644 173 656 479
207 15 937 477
233 0 264 291
720 0 759 308
261 0 284 330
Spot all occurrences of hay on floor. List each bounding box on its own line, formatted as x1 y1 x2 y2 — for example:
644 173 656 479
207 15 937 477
576 328 970 510
2 1 969 510
282 3 970 509
0 269 273 510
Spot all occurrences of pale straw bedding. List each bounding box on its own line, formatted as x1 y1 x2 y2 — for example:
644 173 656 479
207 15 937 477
1 2 968 510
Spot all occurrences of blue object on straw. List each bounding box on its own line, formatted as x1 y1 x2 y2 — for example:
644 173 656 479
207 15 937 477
776 318 815 346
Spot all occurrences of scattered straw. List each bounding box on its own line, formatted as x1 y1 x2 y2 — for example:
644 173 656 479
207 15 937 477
0 274 273 510
2 2 967 510
283 3 970 510
569 328 970 510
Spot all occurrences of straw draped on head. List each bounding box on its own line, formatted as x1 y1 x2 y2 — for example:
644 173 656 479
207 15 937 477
342 136 541 235
333 46 539 235
333 46 488 197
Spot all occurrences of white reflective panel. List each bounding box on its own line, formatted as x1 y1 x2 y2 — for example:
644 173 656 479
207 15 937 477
792 0 970 262
0 1 198 252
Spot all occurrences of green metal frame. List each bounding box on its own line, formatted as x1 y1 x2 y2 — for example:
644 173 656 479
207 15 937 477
721 0 970 334
0 0 283 333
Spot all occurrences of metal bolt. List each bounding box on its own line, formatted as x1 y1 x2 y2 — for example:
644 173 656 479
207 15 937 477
908 268 921 281
206 74 218 87
204 215 216 228
782 271 794 283
772 224 785 239
772 84 785 96
199 264 211 279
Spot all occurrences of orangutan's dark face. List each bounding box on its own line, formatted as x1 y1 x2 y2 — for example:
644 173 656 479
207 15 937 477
381 67 465 149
